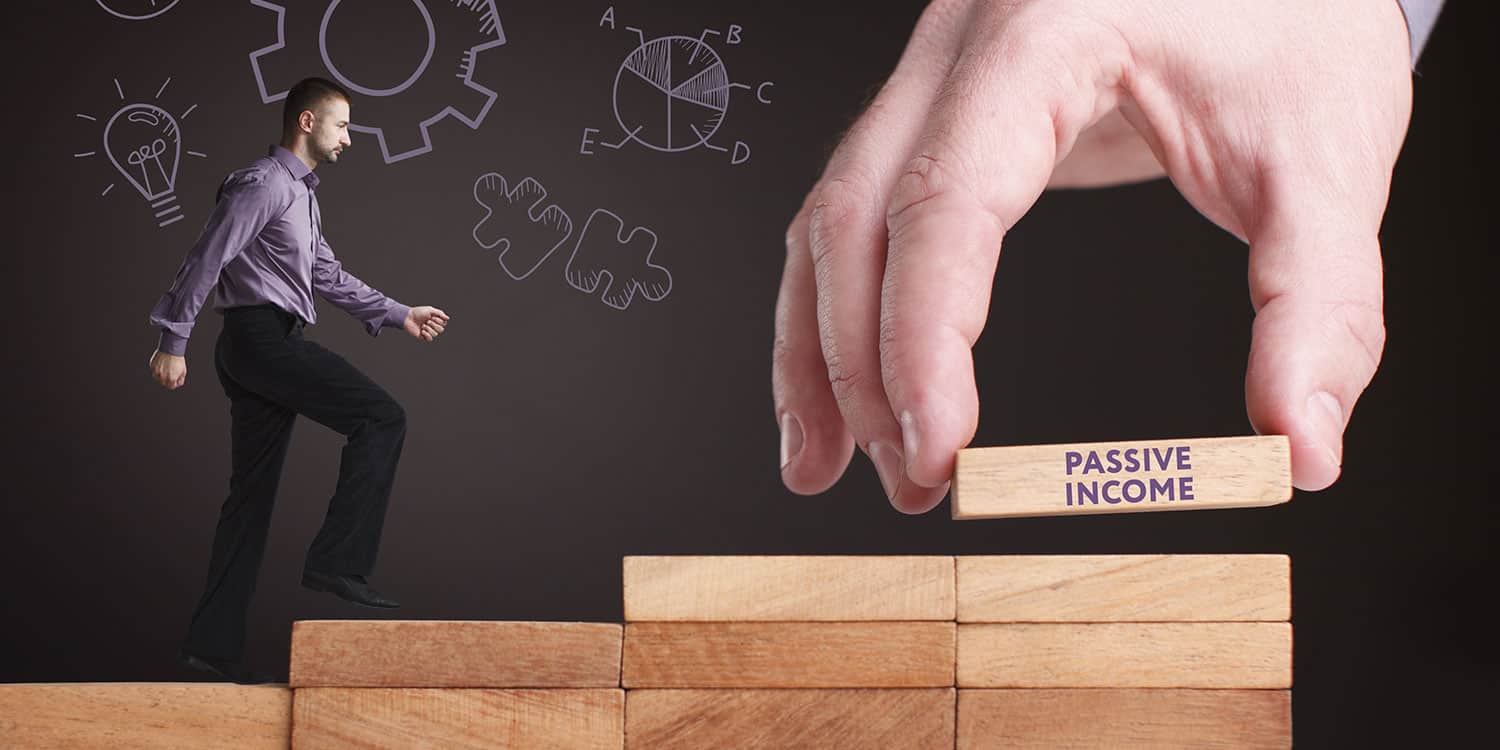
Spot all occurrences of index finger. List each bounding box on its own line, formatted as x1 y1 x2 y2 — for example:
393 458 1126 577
880 9 1125 487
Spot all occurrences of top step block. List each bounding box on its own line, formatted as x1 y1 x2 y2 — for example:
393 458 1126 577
953 435 1292 519
624 556 956 621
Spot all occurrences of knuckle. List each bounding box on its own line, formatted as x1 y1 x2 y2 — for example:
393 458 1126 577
887 153 967 226
1330 299 1386 375
824 351 873 405
807 174 881 267
783 202 812 252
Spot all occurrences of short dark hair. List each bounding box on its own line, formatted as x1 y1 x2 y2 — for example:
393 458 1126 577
283 77 351 135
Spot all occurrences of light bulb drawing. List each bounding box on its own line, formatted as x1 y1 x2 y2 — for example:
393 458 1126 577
76 76 207 229
107 105 180 208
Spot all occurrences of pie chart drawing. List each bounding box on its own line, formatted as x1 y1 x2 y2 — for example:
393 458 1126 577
612 35 731 153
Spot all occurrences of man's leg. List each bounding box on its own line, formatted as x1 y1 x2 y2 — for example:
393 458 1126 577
224 321 407 579
294 337 406 578
182 327 297 662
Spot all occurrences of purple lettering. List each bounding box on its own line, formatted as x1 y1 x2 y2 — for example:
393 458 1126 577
1106 449 1122 473
1177 445 1192 471
1083 451 1105 475
1103 480 1122 504
1077 482 1099 505
1123 448 1141 472
1151 446 1172 471
1180 476 1195 500
1065 451 1083 475
1123 479 1146 503
1149 477 1176 502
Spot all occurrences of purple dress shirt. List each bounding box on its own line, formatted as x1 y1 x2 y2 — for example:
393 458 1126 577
148 146 409 357
1398 0 1443 66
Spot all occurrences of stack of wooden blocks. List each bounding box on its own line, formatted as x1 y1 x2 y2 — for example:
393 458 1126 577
952 555 1292 748
622 555 1291 748
0 554 1292 748
289 620 625 748
623 556 959 748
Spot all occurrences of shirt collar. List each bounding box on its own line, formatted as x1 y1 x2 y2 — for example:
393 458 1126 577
269 145 319 191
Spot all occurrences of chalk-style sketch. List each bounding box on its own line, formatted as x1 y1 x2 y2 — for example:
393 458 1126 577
76 77 207 229
580 8 773 165
96 0 181 21
249 0 506 164
472 172 573 281
566 209 672 310
470 171 672 310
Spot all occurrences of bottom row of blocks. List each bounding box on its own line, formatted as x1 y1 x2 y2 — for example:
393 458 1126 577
0 683 1291 749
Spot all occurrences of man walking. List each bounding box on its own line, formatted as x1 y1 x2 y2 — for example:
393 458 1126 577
147 77 448 684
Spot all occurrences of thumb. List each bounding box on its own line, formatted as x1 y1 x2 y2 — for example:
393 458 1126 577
1245 194 1386 491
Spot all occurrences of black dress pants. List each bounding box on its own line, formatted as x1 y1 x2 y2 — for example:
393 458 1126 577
183 304 406 662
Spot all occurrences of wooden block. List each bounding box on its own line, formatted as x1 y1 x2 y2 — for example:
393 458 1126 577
622 622 955 688
957 555 1290 622
623 556 955 621
952 435 1291 519
958 623 1292 688
292 688 622 750
626 689 955 749
290 620 622 687
0 682 290 749
957 689 1291 749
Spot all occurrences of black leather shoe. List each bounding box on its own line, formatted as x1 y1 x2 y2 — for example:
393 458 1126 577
178 647 277 685
301 569 401 608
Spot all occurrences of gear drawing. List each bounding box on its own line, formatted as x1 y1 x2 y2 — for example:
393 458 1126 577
249 0 506 163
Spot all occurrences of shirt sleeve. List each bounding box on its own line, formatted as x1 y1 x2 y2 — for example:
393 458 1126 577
1397 0 1443 66
147 170 278 357
312 233 410 337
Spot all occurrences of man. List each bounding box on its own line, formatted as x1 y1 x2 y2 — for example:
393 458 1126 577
147 77 449 685
773 0 1444 513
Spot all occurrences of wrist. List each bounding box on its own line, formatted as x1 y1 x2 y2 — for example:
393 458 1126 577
385 303 412 329
157 330 188 357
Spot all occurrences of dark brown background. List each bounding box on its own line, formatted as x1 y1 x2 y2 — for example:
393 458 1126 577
2 1 1494 744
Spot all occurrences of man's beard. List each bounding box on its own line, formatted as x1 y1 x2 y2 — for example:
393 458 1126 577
320 141 343 163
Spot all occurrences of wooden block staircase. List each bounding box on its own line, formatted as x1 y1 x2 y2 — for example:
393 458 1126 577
0 555 1292 748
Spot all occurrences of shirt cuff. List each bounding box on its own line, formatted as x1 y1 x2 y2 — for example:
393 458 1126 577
157 330 188 357
382 302 411 332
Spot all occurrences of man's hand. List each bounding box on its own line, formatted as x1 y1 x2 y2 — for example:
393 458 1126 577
149 350 186 390
403 306 450 342
773 0 1414 512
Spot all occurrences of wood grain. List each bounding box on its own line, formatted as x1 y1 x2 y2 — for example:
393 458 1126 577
292 688 622 749
952 436 1291 519
626 689 955 749
0 682 291 749
622 622 956 688
958 689 1290 749
289 620 622 687
958 623 1292 688
623 556 955 621
957 555 1290 622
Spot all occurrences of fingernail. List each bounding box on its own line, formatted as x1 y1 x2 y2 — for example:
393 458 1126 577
779 412 804 471
1306 391 1345 468
899 410 921 474
868 441 904 500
